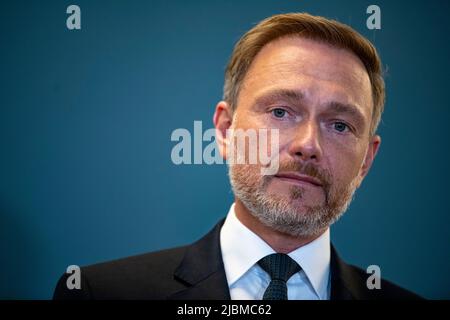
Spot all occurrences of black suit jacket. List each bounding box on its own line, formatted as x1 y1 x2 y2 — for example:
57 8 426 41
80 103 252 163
53 219 422 300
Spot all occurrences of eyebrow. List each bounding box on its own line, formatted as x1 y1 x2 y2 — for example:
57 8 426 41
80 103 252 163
254 88 367 127
254 89 305 106
324 101 367 128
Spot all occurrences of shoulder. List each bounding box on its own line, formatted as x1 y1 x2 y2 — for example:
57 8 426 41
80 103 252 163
53 219 227 300
330 245 423 300
53 245 189 300
341 263 423 300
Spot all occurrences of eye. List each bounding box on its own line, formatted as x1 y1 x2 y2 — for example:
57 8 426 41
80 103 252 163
271 108 287 118
333 121 350 133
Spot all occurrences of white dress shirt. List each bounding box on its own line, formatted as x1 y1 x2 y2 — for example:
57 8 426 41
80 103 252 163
220 203 331 300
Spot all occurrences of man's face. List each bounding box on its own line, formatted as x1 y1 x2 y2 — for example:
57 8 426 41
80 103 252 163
218 36 380 237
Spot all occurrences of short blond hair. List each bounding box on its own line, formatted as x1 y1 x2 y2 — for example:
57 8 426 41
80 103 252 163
223 13 385 135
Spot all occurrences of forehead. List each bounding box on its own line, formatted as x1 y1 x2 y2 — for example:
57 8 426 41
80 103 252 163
239 36 373 119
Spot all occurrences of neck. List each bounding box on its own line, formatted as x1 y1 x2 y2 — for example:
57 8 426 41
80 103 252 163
233 198 326 254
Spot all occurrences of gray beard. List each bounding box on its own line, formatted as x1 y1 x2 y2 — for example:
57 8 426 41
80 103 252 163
228 165 357 238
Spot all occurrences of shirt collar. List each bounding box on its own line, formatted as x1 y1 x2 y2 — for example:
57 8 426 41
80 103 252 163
220 202 330 299
288 224 330 299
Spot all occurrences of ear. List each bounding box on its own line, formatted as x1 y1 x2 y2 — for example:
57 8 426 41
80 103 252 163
356 135 381 188
213 101 233 161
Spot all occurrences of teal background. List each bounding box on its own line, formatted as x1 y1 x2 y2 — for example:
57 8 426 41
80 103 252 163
1 0 449 299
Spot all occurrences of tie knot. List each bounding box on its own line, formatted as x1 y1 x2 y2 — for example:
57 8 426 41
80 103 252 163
258 253 301 282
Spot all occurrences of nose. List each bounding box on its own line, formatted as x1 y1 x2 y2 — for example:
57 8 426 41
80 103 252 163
288 120 323 162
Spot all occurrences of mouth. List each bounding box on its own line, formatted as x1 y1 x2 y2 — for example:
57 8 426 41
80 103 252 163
274 172 323 187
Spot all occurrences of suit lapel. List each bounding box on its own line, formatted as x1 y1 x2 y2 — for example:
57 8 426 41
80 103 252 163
330 245 367 300
168 219 231 300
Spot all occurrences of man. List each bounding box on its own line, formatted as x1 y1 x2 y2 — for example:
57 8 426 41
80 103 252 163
54 13 421 300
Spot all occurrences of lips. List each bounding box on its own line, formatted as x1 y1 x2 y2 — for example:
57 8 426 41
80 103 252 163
274 172 323 187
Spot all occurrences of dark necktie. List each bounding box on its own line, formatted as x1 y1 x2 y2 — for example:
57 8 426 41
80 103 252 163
258 253 301 300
